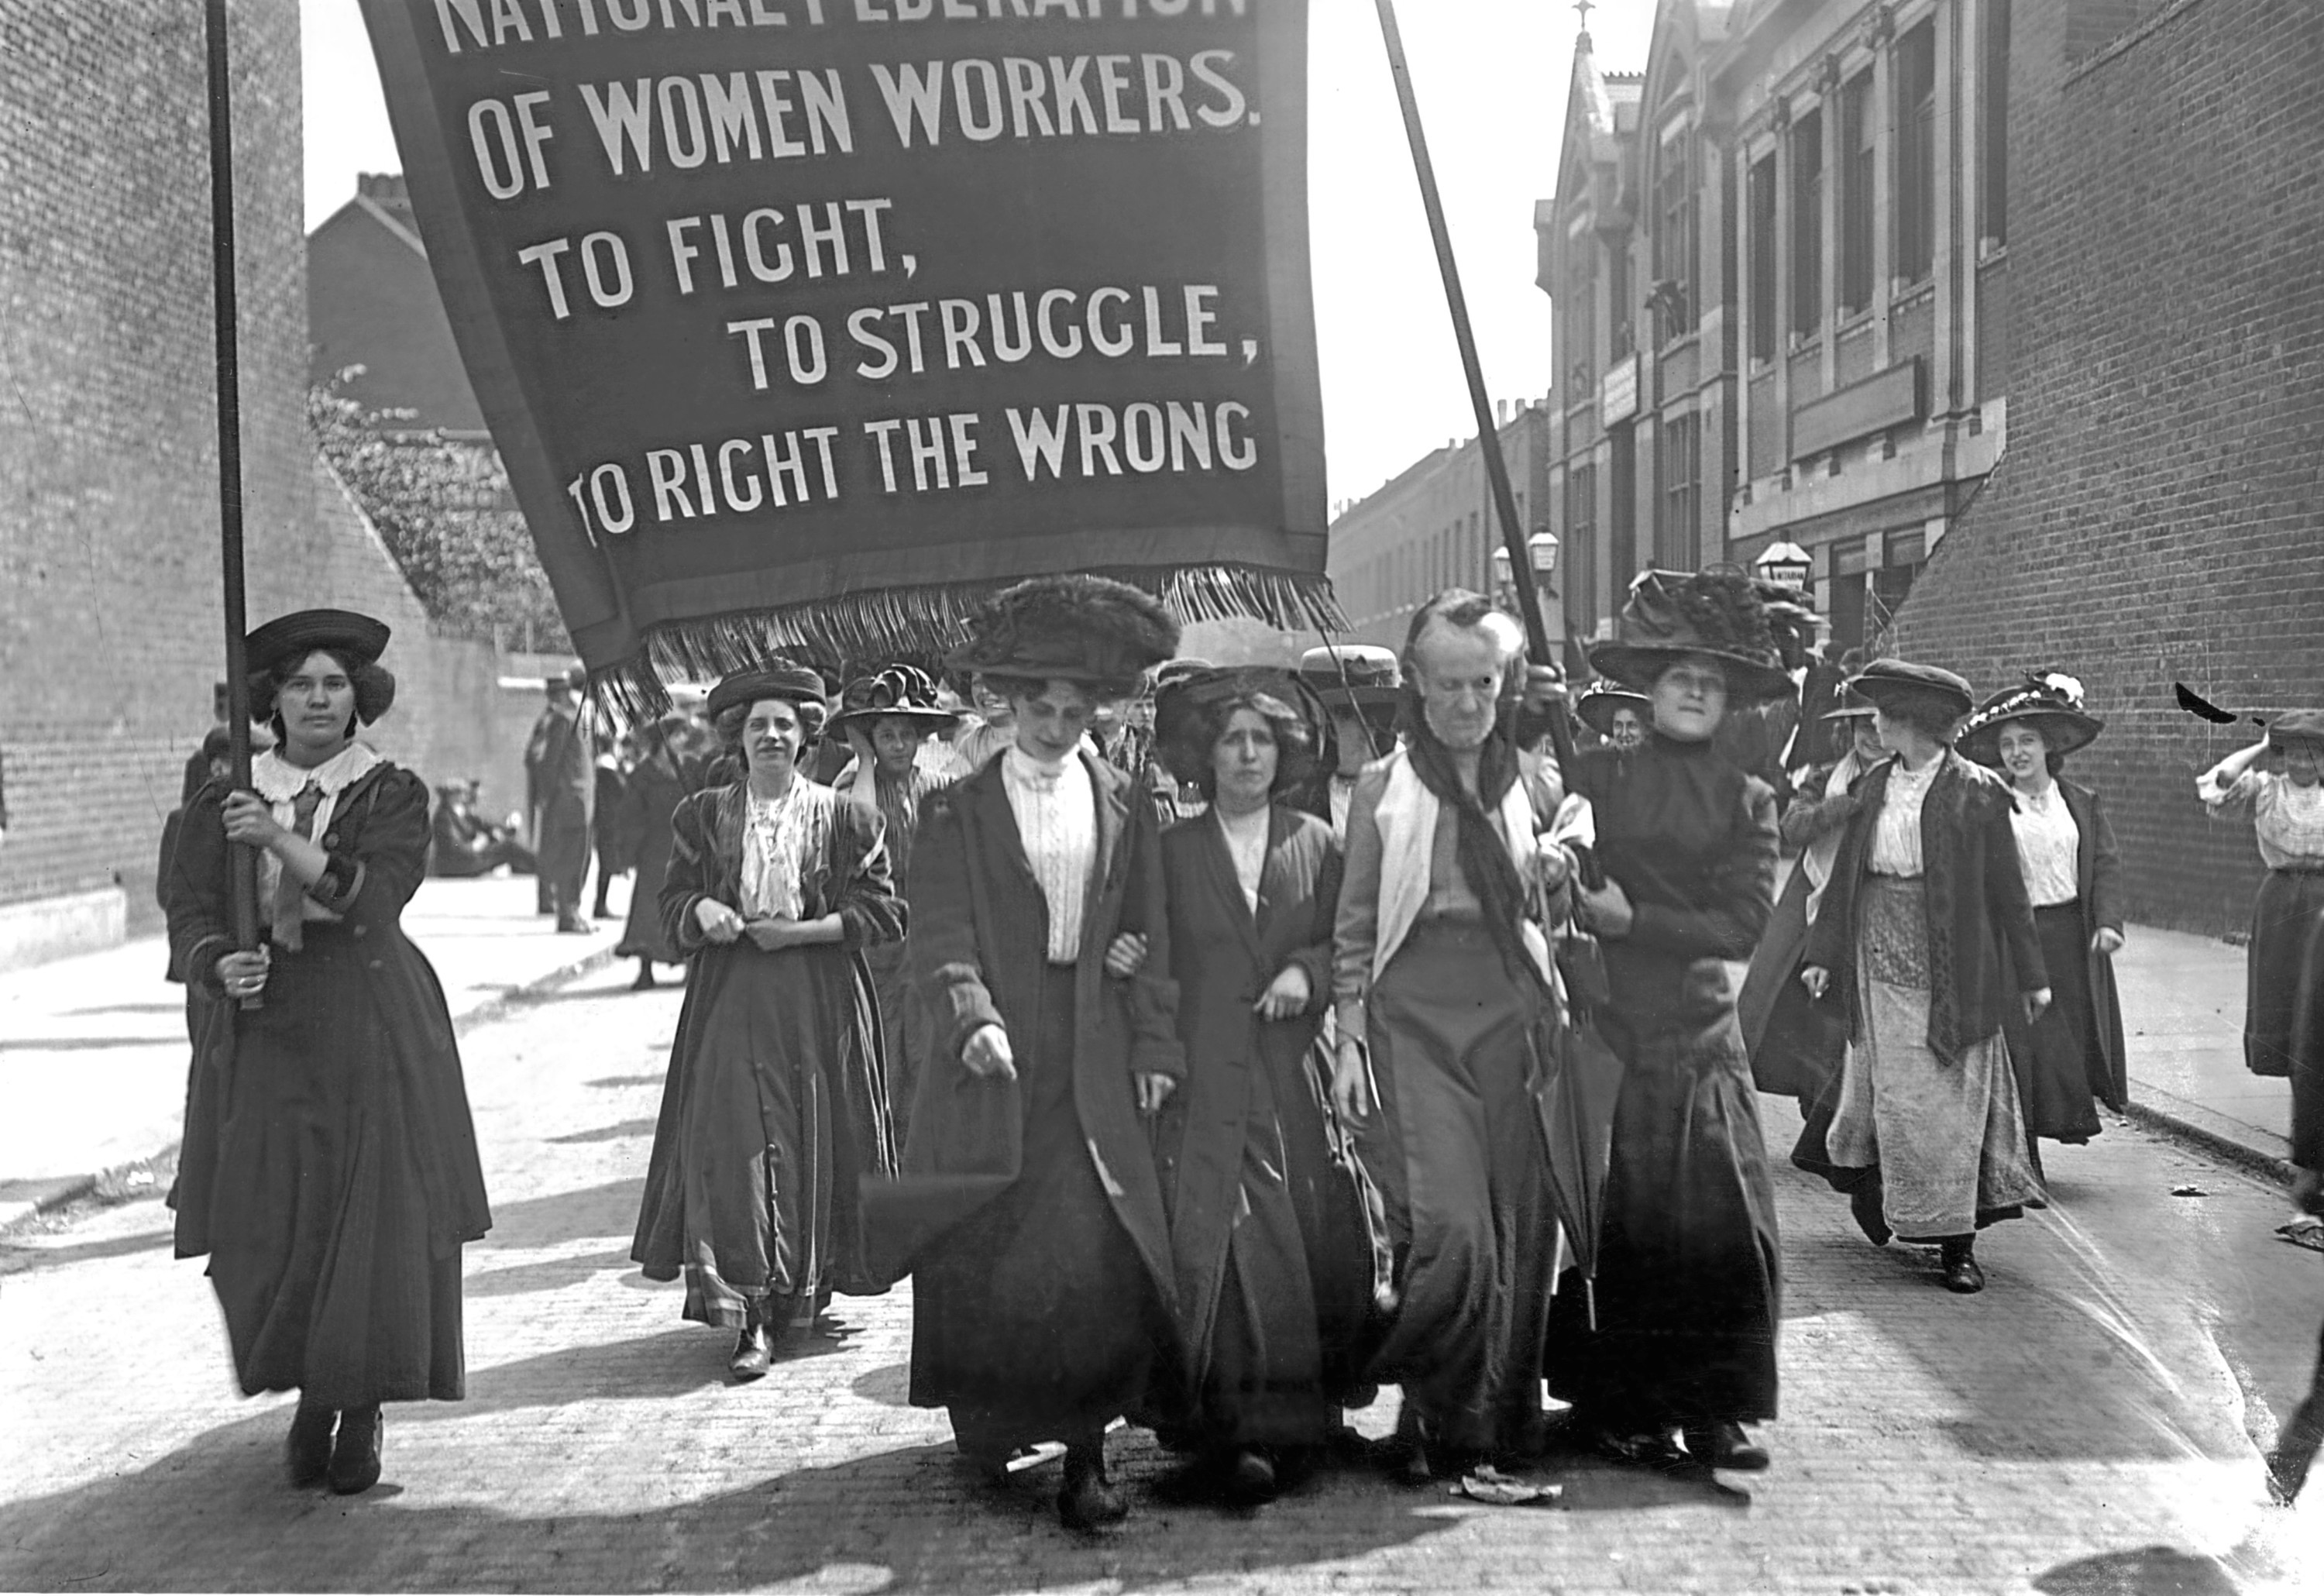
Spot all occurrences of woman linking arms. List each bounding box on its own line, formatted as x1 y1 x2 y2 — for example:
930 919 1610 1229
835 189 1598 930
1150 667 1375 1505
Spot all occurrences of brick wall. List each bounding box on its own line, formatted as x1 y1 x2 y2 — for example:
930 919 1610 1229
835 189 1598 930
0 1 512 937
1889 0 2324 936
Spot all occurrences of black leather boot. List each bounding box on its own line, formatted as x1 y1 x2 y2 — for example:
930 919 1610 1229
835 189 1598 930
286 1393 335 1488
328 1404 382 1495
1939 1235 1985 1294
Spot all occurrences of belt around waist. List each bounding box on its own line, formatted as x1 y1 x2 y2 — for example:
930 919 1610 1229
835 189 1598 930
2031 896 2082 911
2271 864 2324 877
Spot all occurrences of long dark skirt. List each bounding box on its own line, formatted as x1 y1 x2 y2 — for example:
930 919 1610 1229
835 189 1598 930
1360 922 1553 1456
1547 1003 1782 1433
909 968 1170 1457
632 941 889 1333
2010 903 2109 1141
1181 1039 1377 1451
201 926 465 1408
2245 869 2324 1079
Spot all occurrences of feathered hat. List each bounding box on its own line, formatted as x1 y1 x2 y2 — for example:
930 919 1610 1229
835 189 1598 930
949 575 1180 687
1955 669 2106 762
1587 569 1793 705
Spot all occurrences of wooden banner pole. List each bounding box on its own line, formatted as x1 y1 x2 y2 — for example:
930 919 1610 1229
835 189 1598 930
206 0 263 981
1372 0 1583 776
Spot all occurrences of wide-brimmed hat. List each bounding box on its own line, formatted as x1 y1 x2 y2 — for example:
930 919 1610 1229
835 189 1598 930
1574 684 1652 738
949 575 1180 687
1298 644 1402 710
828 665 960 734
244 609 390 677
2269 709 2324 750
1151 666 1322 788
1955 671 2105 762
1587 570 1794 705
1846 659 1975 720
706 660 830 721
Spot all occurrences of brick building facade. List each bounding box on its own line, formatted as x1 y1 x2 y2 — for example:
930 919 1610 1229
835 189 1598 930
1889 0 2324 936
0 3 511 963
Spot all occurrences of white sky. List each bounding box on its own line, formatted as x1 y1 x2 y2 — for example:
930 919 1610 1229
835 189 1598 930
299 0 1658 509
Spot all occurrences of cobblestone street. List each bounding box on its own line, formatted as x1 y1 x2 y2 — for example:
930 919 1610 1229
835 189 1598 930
2 955 2318 1594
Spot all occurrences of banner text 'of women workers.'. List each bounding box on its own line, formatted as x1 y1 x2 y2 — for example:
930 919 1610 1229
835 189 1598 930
361 0 1325 691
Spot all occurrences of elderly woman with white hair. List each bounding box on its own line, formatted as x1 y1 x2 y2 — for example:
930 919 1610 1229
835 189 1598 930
1331 590 1572 1480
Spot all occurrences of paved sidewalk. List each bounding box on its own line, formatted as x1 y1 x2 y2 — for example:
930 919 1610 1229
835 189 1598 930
2113 924 2294 1174
0 873 626 1228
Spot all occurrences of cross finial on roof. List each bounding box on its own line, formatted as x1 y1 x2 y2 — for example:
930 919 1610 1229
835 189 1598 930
1575 0 1593 29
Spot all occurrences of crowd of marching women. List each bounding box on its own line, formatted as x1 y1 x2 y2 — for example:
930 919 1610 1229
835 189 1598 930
156 570 2324 1519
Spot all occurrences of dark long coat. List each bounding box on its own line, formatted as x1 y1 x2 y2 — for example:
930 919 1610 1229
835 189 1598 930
166 765 490 1405
1803 753 2050 1065
1997 776 2129 1118
1546 736 1784 1432
861 752 1186 1436
1157 806 1366 1439
631 782 903 1309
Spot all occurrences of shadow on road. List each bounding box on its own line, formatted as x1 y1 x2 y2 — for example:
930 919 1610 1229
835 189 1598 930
545 1119 657 1146
0 1405 1472 1592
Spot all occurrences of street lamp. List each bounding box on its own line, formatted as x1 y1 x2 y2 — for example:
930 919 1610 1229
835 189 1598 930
1494 528 1564 649
1754 540 1812 593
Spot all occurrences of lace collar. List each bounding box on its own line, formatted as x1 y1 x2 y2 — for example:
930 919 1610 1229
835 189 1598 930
251 742 380 803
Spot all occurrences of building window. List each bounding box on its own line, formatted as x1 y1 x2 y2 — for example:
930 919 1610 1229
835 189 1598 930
1566 245 1597 393
1653 130 1695 346
1838 73 1875 316
1565 462 1599 631
1748 154 1778 363
1895 22 1937 284
1789 106 1823 340
1982 0 2011 247
1655 414 1700 570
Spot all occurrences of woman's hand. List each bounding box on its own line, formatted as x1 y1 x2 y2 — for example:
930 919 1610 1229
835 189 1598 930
961 1023 1016 1081
1104 931 1149 978
744 917 803 951
1800 965 1831 1000
1533 844 1573 893
694 897 744 944
2023 987 2054 1022
214 946 271 1000
1135 1072 1176 1114
2090 927 2125 956
1253 964 1312 1020
219 791 288 850
1331 1035 1373 1123
1576 879 1635 940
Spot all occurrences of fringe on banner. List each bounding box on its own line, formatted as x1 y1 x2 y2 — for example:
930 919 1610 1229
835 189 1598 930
586 566 1349 724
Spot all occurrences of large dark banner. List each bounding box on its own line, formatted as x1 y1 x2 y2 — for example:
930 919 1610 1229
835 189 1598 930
361 0 1327 697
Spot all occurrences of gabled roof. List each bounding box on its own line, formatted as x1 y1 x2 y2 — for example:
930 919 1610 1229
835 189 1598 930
311 174 426 259
1554 31 1645 210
